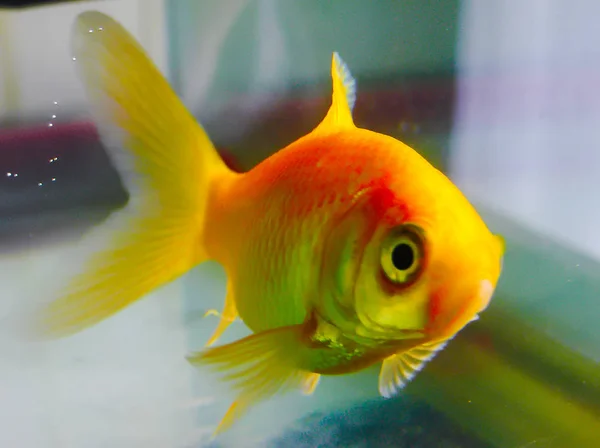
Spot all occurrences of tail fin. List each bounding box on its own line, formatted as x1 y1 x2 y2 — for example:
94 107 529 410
35 11 230 337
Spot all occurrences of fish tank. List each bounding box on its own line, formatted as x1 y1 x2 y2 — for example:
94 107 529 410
1 0 599 447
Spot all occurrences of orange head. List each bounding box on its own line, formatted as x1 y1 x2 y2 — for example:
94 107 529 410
300 53 505 348
315 128 505 346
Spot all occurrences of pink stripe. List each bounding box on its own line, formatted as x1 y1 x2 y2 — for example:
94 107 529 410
0 79 454 153
0 121 98 148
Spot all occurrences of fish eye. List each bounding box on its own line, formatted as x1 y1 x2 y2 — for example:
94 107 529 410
380 224 425 286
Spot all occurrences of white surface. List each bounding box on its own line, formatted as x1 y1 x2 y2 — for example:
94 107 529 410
0 2 376 446
0 11 14 117
0 0 168 120
0 229 379 448
0 225 213 448
450 0 600 260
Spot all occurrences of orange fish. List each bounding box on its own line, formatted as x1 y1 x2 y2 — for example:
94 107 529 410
37 11 505 436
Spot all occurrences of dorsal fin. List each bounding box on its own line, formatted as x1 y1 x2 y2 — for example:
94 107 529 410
311 52 356 135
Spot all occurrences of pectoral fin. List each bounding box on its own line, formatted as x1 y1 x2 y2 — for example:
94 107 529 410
187 325 319 436
378 339 449 398
300 372 321 395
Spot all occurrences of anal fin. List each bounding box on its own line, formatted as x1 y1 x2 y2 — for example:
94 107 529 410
379 339 449 398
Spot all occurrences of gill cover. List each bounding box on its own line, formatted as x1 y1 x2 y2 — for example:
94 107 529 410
317 188 378 333
317 185 429 340
354 213 431 338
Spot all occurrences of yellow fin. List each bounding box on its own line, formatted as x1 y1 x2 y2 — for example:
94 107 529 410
187 325 318 436
378 339 449 398
300 372 321 395
311 52 356 135
205 280 238 347
34 11 230 338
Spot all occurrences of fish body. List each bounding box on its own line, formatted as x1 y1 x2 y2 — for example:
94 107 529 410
37 11 505 436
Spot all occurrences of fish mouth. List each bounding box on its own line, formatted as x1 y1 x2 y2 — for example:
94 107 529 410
477 279 495 313
429 278 498 339
455 279 496 328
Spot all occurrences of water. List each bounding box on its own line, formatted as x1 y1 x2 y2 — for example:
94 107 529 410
1 1 599 447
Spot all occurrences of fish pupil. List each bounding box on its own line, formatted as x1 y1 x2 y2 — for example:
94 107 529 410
391 243 414 271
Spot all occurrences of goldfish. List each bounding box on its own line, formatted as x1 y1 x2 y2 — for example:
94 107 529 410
36 11 505 436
